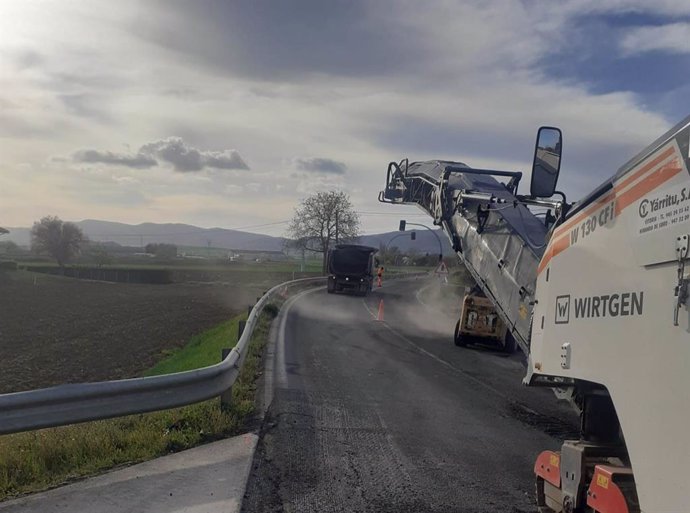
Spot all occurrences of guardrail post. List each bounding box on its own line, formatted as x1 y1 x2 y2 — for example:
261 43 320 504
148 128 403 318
220 348 233 411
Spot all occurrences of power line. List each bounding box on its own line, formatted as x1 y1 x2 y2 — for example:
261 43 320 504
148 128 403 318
354 211 428 216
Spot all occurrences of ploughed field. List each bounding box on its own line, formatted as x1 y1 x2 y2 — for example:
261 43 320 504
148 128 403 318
0 270 265 394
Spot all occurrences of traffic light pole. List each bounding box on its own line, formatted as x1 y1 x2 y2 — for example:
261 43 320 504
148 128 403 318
399 220 443 261
382 232 414 266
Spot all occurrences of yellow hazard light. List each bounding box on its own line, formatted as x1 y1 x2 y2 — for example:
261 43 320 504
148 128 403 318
596 473 609 489
519 303 528 319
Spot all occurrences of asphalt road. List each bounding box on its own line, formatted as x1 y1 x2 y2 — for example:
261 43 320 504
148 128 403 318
242 278 578 513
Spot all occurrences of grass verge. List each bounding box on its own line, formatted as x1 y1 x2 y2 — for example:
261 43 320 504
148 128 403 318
0 306 278 501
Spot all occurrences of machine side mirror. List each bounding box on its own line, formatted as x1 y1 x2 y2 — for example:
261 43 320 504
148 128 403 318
530 126 562 198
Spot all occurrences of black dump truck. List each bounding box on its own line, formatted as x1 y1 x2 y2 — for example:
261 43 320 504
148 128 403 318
326 244 378 296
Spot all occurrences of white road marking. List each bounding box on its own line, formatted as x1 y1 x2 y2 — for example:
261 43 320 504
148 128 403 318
361 297 379 320
414 282 435 307
276 287 323 387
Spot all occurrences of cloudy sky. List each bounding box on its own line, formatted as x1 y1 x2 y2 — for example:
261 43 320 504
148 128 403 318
1 1 689 235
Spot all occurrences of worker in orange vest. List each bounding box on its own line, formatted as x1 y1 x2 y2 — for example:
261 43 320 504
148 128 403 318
377 266 384 287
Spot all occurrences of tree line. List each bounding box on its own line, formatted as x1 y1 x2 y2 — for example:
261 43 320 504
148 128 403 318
27 217 178 269
24 189 428 272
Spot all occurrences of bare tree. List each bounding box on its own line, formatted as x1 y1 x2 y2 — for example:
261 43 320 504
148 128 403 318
287 191 360 273
31 216 86 270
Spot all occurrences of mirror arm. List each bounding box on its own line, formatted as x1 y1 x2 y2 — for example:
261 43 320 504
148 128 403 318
552 190 567 204
515 195 564 209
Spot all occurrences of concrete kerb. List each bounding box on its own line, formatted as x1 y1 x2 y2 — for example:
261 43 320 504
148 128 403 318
0 434 260 513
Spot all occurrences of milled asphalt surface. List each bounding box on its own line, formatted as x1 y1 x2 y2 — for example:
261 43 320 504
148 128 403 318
242 278 578 513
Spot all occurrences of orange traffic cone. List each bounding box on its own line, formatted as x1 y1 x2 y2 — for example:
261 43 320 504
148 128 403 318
376 299 384 321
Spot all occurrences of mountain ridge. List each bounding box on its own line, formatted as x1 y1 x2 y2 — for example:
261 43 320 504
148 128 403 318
2 219 452 254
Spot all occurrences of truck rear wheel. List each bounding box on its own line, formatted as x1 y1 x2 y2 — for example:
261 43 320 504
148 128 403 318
454 319 468 347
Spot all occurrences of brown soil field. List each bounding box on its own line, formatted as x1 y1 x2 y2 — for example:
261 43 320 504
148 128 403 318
0 270 272 394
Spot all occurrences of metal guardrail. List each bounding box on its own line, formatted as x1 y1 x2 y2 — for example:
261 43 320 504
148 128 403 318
0 277 326 435
0 271 431 435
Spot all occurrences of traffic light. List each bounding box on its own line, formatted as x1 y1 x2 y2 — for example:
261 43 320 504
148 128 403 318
398 220 406 232
410 231 416 240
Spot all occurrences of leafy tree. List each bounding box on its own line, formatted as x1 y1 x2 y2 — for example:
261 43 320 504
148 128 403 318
145 243 178 259
90 246 113 267
377 243 403 266
31 216 86 269
287 190 360 273
0 240 21 255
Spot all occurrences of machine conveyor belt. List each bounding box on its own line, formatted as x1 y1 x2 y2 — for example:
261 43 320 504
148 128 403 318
382 159 550 353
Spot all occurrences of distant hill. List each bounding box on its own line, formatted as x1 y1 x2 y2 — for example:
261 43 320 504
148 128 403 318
2 227 31 247
4 220 285 252
2 220 452 255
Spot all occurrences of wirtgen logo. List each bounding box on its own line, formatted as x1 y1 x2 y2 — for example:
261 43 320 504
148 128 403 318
554 291 644 324
555 295 570 324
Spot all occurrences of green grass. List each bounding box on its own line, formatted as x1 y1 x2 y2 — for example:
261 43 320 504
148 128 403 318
144 315 245 376
19 260 325 273
18 259 428 274
0 306 278 501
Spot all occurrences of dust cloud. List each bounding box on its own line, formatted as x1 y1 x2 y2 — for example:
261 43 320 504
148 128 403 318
394 273 469 339
287 270 473 342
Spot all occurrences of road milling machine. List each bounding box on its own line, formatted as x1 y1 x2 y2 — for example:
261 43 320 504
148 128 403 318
380 115 690 513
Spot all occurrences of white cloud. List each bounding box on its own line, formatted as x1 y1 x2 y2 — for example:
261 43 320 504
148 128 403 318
68 138 249 172
73 149 156 168
620 22 690 55
292 157 347 175
140 137 249 172
0 1 685 234
562 0 690 17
